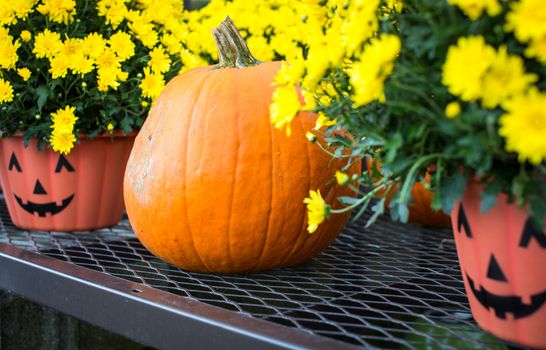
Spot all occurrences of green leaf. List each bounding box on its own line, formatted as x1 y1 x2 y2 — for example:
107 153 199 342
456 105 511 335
480 191 497 213
120 116 133 133
338 196 360 205
366 198 386 227
352 197 372 221
441 173 466 215
390 201 409 223
431 192 442 211
36 86 49 111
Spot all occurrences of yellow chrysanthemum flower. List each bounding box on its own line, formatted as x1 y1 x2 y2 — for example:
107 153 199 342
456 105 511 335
303 44 332 91
385 0 404 13
0 0 36 25
160 33 183 56
37 0 76 25
97 0 127 28
17 67 31 81
505 0 546 44
129 14 158 48
96 48 120 72
303 190 330 234
107 123 114 131
481 46 537 108
82 33 106 59
448 0 501 20
48 54 70 78
275 60 305 87
178 48 207 74
148 46 171 74
270 84 302 136
314 113 336 130
500 90 546 165
525 34 546 63
50 105 78 133
442 36 495 102
445 102 461 118
139 67 165 100
33 29 63 59
95 48 127 90
342 0 380 54
350 34 401 107
0 5 16 25
58 38 94 75
50 130 76 155
97 65 127 92
0 78 14 104
247 35 274 62
109 31 135 62
20 30 31 42
0 27 20 70
13 0 37 20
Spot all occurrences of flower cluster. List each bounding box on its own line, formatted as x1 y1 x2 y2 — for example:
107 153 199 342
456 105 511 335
0 0 193 153
50 105 77 154
269 0 546 231
0 0 342 154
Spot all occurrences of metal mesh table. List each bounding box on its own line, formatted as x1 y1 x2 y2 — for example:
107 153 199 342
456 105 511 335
0 197 527 350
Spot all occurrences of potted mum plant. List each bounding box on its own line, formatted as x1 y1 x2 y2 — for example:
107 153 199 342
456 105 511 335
0 0 187 231
270 0 546 348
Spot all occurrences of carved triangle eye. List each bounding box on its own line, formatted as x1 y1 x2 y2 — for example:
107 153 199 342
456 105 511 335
519 217 546 249
457 203 473 238
55 155 75 173
8 152 21 172
486 254 507 282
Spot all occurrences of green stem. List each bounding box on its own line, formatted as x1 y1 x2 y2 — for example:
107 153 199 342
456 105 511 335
212 16 261 69
315 140 352 159
330 178 393 214
397 153 448 205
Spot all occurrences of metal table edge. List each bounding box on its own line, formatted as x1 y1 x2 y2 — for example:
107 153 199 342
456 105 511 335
0 242 361 350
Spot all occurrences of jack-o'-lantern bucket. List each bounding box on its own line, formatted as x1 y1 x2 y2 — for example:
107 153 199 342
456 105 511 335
452 180 546 349
0 134 134 231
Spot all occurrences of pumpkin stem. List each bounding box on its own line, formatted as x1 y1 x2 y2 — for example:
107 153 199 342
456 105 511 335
212 16 262 68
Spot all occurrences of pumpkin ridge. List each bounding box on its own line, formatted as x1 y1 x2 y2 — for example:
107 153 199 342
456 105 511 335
225 69 240 272
278 112 312 266
182 73 214 271
253 72 276 271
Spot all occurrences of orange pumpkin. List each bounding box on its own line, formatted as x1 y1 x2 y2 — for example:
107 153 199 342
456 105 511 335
124 18 361 273
367 158 451 227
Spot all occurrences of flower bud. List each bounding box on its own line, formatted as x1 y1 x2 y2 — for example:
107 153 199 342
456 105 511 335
445 101 461 118
335 171 350 186
306 132 317 143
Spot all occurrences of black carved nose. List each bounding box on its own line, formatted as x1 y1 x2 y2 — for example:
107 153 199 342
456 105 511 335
486 254 507 282
33 180 47 195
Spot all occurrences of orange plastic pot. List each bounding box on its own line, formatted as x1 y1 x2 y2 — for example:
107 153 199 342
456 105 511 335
0 133 135 231
452 180 546 349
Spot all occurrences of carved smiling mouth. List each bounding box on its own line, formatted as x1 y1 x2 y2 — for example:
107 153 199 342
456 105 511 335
466 273 546 319
14 194 74 217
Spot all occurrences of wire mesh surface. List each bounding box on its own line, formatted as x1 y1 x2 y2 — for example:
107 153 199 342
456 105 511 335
0 198 526 350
